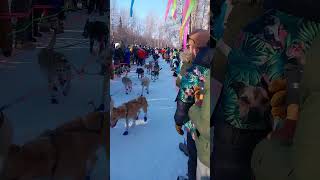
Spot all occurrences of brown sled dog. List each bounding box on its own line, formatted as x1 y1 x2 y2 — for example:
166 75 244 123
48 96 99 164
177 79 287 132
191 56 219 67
3 111 108 180
122 74 133 94
38 29 72 104
110 96 148 135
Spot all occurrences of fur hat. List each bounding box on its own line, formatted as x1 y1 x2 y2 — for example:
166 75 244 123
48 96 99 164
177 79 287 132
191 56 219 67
188 29 210 48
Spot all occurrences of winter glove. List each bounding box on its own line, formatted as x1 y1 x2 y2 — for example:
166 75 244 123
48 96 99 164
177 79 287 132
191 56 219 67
270 118 297 141
175 124 184 135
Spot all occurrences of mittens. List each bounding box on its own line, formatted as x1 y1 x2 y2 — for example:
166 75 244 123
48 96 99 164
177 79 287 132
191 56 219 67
268 78 299 140
271 119 297 141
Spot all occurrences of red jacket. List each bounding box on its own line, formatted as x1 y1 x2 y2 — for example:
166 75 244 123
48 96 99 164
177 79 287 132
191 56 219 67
137 48 147 59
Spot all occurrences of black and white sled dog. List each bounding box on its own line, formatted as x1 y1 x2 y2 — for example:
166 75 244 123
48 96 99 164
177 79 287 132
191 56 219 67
151 63 161 81
83 19 108 55
136 67 144 79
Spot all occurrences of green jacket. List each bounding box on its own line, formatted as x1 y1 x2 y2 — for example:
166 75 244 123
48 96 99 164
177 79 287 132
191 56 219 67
292 35 320 180
188 70 211 168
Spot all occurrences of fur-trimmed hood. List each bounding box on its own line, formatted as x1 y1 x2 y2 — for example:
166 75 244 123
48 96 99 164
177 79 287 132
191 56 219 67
179 51 193 63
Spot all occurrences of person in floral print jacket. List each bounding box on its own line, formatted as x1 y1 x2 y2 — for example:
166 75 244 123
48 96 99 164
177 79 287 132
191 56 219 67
213 0 320 180
174 29 211 180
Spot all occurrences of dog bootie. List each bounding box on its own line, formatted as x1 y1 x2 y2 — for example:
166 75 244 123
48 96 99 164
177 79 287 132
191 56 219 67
123 131 129 136
86 175 90 180
144 117 147 122
51 98 58 104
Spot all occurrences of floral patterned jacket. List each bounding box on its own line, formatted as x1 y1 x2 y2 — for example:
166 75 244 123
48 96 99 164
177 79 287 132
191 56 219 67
175 48 213 127
220 9 320 130
177 48 212 105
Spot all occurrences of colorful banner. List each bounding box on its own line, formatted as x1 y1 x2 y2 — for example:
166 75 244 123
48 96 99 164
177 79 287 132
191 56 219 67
130 0 135 17
180 0 196 40
164 0 173 20
183 18 190 50
182 0 190 21
171 0 177 20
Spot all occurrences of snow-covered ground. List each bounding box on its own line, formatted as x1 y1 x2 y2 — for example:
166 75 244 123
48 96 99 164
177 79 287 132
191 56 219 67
110 56 187 180
0 10 108 179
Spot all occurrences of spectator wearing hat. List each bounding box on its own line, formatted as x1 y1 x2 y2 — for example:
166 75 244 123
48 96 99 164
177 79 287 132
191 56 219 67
175 29 212 180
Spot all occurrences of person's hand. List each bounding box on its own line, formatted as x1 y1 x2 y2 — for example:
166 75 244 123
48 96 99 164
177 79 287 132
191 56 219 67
175 124 184 135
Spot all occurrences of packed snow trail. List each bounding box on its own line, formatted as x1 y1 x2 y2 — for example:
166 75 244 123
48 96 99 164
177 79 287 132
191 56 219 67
0 10 108 179
110 56 187 180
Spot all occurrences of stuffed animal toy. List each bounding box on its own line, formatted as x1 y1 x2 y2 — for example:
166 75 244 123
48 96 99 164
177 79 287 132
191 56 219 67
268 78 287 123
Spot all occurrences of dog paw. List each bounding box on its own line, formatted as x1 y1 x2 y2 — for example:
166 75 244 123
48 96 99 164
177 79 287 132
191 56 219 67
62 91 68 96
144 117 147 122
51 98 59 104
123 131 129 136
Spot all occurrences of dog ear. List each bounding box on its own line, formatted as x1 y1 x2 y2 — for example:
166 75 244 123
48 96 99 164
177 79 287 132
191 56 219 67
230 81 246 97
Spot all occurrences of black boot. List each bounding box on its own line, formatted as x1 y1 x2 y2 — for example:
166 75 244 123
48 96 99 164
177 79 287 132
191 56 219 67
51 98 59 104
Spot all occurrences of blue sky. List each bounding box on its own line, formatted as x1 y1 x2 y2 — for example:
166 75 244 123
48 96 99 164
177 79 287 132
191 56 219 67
114 0 167 19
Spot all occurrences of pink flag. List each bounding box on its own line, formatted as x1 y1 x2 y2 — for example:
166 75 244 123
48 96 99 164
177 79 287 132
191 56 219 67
183 17 190 50
164 0 173 21
182 0 190 21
